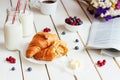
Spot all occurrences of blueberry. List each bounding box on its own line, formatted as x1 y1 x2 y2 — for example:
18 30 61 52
74 16 77 19
70 19 74 23
74 46 79 50
78 21 83 25
75 39 79 42
27 67 32 71
72 18 76 22
11 67 15 71
61 31 66 35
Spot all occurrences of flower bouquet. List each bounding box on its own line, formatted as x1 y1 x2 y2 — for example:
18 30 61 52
81 0 120 21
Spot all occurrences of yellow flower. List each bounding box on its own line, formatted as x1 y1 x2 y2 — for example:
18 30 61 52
111 4 116 8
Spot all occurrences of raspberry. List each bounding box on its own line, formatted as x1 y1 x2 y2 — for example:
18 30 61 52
6 58 10 61
43 27 51 32
69 16 72 19
9 56 13 60
10 59 16 64
5 56 16 64
97 60 101 64
97 60 102 67
98 63 103 67
97 59 106 67
102 59 106 65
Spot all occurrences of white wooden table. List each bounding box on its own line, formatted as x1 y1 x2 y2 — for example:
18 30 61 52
0 0 120 80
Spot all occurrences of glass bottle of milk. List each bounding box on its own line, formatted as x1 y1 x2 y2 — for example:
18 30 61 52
19 10 34 37
4 9 23 50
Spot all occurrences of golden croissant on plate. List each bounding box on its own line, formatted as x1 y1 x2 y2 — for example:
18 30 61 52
34 40 68 61
26 32 68 61
26 32 59 58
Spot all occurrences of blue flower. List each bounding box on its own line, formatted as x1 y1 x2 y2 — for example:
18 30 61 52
94 7 110 18
105 15 112 21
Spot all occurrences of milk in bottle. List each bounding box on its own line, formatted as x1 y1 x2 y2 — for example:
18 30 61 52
19 10 34 37
4 21 23 50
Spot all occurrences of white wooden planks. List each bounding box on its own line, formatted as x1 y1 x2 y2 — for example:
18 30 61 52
30 0 75 79
78 0 120 80
0 0 120 80
0 0 23 80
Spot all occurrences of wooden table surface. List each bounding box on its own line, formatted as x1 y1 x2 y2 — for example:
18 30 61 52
0 0 120 80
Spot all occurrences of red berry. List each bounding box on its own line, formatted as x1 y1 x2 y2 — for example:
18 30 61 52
43 27 51 32
5 56 16 64
69 16 72 19
9 56 13 59
6 58 10 61
97 59 106 67
10 59 14 63
98 63 103 67
97 60 101 65
77 18 81 21
102 59 106 65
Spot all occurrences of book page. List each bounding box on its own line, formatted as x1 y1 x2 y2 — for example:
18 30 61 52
87 17 120 50
101 49 120 57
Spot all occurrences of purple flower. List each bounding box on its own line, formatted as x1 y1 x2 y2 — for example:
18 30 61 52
94 7 103 18
94 7 110 18
103 0 105 2
100 0 105 2
116 0 120 9
103 8 110 13
116 4 120 9
105 15 113 21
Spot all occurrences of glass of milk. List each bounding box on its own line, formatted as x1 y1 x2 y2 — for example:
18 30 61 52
19 10 34 37
4 21 23 50
4 8 23 50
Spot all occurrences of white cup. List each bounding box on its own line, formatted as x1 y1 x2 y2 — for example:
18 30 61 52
32 0 58 15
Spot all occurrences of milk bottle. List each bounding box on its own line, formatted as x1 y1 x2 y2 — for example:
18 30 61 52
4 21 23 50
19 10 34 37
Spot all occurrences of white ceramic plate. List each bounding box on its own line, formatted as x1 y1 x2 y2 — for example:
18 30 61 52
20 42 66 64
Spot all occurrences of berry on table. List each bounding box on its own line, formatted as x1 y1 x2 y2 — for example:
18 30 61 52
27 67 32 72
102 59 106 65
74 46 79 50
75 39 79 42
6 56 16 64
96 59 106 67
43 27 51 32
11 67 15 71
61 31 66 35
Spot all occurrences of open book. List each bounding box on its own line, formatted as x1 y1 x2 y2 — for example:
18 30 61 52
87 17 120 57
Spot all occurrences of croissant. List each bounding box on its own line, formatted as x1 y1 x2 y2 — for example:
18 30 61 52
26 32 59 58
34 40 68 61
